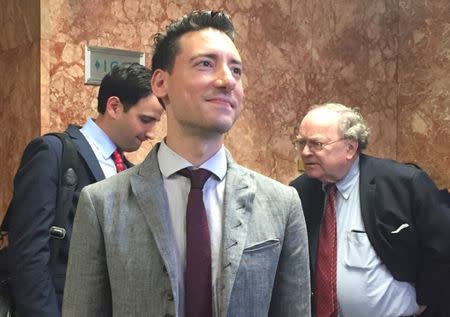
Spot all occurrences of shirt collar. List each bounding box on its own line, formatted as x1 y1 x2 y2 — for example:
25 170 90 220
335 156 360 199
80 117 117 159
157 140 227 181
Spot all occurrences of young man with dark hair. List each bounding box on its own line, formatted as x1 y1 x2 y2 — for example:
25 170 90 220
5 62 164 317
63 10 310 317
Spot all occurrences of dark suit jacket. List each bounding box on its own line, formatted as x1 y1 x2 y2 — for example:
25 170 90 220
290 154 450 316
5 125 123 317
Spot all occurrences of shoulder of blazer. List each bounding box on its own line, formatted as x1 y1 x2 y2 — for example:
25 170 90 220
289 174 324 205
359 153 424 185
289 174 324 227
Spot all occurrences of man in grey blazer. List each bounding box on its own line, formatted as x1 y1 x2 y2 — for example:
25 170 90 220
63 10 311 317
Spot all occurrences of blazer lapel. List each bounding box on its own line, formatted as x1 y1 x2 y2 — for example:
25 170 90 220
66 125 105 181
129 145 179 301
359 154 377 237
219 151 255 314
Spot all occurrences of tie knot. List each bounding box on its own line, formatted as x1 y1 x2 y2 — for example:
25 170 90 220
112 149 126 172
177 168 212 189
112 149 123 160
325 183 336 193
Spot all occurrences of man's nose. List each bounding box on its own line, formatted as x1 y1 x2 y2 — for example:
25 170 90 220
301 143 314 156
144 129 155 140
214 65 236 91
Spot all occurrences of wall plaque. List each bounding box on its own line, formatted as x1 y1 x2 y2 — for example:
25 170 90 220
85 45 145 85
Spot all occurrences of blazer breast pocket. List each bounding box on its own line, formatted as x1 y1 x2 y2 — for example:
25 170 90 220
239 238 281 273
230 238 281 311
243 238 280 253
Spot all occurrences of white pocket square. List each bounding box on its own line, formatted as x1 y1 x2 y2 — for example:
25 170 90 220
391 223 410 234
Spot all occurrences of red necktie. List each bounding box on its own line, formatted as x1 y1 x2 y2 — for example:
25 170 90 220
112 149 126 173
315 183 338 317
177 168 213 317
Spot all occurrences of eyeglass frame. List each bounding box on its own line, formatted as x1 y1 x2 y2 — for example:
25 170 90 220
293 137 346 152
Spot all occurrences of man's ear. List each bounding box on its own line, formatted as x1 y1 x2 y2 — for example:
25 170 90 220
346 139 359 159
105 96 122 118
151 69 169 101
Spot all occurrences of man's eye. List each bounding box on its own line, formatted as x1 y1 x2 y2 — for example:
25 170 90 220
311 141 323 148
199 60 213 67
140 117 154 124
232 67 242 76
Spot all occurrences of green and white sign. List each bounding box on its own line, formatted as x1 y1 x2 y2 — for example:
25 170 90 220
85 45 145 85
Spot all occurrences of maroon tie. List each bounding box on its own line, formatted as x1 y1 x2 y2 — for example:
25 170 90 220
177 168 213 317
315 183 338 317
112 149 126 173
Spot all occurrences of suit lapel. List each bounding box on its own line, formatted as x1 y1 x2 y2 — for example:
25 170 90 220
66 125 105 181
219 151 255 314
307 180 326 274
129 145 178 296
359 155 377 237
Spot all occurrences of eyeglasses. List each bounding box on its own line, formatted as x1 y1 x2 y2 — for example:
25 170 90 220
293 137 345 152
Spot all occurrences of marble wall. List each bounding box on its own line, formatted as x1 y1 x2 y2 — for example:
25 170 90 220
1 0 449 217
397 1 450 188
0 0 40 218
226 0 401 182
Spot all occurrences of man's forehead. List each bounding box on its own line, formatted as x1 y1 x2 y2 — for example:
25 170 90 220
306 108 340 124
300 110 340 133
178 28 241 60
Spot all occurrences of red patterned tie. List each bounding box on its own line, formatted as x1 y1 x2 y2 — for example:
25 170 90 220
315 183 338 317
177 168 213 317
112 149 126 173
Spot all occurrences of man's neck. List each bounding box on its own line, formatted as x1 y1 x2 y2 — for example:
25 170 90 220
165 133 224 167
93 115 108 135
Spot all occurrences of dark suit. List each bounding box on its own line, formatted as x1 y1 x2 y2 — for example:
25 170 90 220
290 154 450 317
5 124 119 317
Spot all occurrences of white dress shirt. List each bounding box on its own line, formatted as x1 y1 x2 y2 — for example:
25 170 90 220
80 118 119 177
157 141 227 317
335 157 419 317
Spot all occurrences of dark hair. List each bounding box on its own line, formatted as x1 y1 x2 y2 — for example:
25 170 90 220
97 63 152 114
151 10 235 73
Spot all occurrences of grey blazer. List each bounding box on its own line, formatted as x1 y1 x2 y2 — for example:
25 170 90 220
62 145 311 317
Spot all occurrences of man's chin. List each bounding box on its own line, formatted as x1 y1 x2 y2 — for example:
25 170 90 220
122 142 142 153
204 120 234 135
304 167 323 180
216 116 239 132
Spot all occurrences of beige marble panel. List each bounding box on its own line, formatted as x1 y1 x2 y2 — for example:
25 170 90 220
0 0 40 51
398 1 450 188
398 79 450 188
398 0 450 82
222 0 313 184
310 0 399 82
1 0 40 220
0 42 40 219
